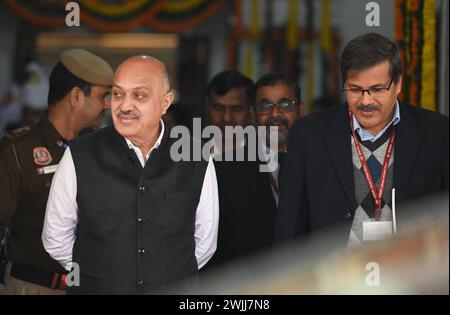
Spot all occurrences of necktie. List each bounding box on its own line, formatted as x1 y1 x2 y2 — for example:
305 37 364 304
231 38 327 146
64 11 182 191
277 152 287 183
267 152 287 197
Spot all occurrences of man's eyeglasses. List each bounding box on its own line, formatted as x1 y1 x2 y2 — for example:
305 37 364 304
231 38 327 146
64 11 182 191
342 79 394 99
255 99 298 115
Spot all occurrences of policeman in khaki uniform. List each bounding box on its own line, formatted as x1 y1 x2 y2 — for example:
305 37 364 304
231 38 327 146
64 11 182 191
0 49 113 294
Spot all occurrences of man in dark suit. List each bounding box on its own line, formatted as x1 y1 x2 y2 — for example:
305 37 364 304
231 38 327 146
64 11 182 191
276 33 449 248
212 159 277 263
205 72 304 268
204 71 278 268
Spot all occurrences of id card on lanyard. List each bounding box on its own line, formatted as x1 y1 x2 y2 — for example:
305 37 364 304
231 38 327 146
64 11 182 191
362 187 398 241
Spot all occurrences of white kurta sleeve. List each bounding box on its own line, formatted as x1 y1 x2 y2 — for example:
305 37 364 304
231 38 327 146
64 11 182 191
42 148 78 269
194 157 219 269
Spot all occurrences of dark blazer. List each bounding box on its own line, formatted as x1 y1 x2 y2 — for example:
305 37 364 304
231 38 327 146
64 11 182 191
276 103 449 246
206 157 278 269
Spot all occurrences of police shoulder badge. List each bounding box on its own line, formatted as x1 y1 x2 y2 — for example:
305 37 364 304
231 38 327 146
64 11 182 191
33 146 52 166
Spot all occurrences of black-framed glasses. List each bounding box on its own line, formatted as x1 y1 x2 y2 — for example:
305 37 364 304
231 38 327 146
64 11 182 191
255 99 298 115
342 79 394 99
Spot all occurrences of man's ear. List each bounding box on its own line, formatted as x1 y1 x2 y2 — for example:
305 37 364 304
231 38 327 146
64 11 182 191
69 87 85 108
161 90 175 115
299 101 305 118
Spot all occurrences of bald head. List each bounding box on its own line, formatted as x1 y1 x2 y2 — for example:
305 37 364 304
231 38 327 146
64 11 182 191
110 55 174 145
115 55 170 91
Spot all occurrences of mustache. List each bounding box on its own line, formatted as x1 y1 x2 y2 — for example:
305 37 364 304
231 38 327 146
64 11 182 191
265 117 289 129
115 110 140 119
356 104 380 111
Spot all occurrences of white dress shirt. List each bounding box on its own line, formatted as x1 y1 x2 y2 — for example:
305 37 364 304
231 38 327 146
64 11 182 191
353 100 401 142
42 120 219 270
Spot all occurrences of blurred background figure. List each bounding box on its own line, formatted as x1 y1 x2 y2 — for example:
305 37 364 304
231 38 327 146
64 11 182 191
0 84 21 137
18 62 49 128
2 61 49 134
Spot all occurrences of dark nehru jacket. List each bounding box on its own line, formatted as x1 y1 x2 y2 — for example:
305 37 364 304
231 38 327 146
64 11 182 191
69 125 208 294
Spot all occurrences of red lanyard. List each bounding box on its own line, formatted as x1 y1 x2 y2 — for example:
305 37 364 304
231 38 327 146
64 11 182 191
349 112 395 221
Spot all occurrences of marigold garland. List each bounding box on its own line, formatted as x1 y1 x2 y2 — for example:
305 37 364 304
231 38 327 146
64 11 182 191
420 0 437 110
3 0 224 32
396 0 438 110
394 0 406 102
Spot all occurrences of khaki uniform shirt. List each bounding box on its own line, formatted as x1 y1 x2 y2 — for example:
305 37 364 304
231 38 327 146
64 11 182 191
0 115 67 273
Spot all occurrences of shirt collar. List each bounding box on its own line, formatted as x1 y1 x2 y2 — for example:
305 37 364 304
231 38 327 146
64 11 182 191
39 113 66 145
261 141 276 160
125 119 165 158
352 100 400 142
260 141 280 173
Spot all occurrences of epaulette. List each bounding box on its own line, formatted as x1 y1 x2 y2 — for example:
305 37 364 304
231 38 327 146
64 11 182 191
5 125 35 141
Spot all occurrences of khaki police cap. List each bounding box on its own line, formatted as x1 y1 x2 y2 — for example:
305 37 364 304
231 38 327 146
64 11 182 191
59 49 113 86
